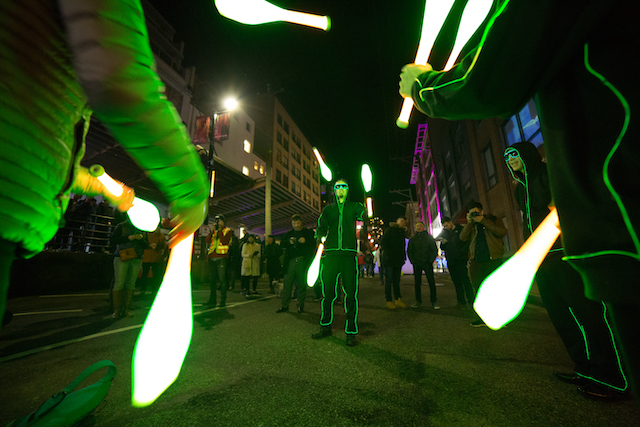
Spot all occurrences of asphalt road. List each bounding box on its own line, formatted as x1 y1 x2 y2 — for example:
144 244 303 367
1 273 638 426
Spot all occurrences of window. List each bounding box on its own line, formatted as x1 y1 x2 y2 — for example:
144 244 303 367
244 140 251 153
276 149 281 163
246 121 251 132
282 138 289 151
283 121 289 135
282 155 288 169
482 145 498 188
277 132 282 144
502 98 543 148
277 114 282 127
254 161 259 171
283 174 288 188
259 165 264 175
276 169 282 183
242 166 249 176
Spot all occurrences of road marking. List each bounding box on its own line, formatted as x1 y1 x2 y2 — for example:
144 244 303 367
0 295 276 363
14 309 83 316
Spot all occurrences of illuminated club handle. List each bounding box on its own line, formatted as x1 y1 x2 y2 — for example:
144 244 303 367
474 208 561 330
89 165 160 232
313 148 333 182
442 0 493 71
396 0 456 129
307 242 324 287
132 233 195 407
214 0 331 31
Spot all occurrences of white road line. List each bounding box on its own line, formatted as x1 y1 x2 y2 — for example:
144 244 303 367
14 309 83 316
0 295 276 363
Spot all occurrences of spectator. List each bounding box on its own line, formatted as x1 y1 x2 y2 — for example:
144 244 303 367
227 232 241 292
110 217 148 318
241 235 262 297
205 214 233 308
440 217 473 309
138 227 167 297
264 235 283 293
364 250 374 278
357 251 366 278
407 221 439 309
381 217 408 309
460 202 508 327
277 215 315 314
374 247 384 285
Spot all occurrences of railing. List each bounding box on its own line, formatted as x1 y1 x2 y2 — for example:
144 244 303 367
45 213 117 254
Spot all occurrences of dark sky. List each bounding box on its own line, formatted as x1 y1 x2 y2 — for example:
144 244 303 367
147 0 467 223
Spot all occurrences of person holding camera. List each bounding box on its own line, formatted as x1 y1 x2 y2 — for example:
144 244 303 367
277 214 315 314
205 214 233 308
241 234 262 297
460 202 507 327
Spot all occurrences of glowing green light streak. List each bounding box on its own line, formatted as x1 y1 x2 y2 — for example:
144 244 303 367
214 0 330 31
313 148 333 182
442 0 493 71
95 171 160 232
397 0 455 128
474 208 561 330
361 164 373 192
132 234 195 407
307 242 324 287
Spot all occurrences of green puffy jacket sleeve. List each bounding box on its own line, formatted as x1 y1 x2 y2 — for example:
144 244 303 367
59 0 208 209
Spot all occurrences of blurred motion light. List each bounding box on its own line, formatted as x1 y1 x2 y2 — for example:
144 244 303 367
361 164 373 192
313 148 333 182
215 0 330 31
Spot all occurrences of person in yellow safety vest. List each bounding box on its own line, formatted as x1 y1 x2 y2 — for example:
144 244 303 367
205 214 233 307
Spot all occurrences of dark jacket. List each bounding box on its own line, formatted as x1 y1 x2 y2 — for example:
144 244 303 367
380 223 407 268
440 224 469 262
407 231 437 266
281 227 316 267
505 141 554 241
460 215 508 261
264 242 283 276
316 190 365 255
111 220 149 259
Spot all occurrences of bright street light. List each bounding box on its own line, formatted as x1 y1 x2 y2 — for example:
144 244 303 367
224 97 238 111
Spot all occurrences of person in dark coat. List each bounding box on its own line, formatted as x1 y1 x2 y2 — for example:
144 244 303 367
380 217 408 309
408 221 439 309
505 141 627 399
264 235 283 293
277 215 315 314
440 218 473 308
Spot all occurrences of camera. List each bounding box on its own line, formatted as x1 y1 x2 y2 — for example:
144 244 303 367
469 211 479 218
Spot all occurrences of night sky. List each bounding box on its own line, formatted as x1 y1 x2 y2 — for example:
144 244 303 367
146 0 470 223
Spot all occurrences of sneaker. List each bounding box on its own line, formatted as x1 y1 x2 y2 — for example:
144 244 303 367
311 326 332 339
470 320 486 327
297 307 304 313
276 307 289 313
345 335 357 347
395 298 407 308
411 302 421 309
386 301 396 309
432 304 441 310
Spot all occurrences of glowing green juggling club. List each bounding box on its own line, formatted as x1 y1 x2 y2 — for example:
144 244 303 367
366 197 374 218
313 148 333 182
132 233 195 407
361 164 373 193
215 0 331 31
474 208 561 330
397 0 455 129
90 166 161 232
307 238 326 287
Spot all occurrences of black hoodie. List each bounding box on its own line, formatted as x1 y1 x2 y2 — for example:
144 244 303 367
316 186 365 254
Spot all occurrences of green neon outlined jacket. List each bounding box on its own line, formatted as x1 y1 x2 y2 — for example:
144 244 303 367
316 189 364 254
0 0 207 258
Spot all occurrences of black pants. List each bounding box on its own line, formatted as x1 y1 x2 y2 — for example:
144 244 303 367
384 265 402 302
537 251 626 389
320 253 358 334
138 262 164 294
413 263 436 305
242 275 258 292
448 258 474 305
207 258 228 306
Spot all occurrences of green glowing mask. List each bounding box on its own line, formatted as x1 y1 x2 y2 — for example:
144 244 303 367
214 0 331 31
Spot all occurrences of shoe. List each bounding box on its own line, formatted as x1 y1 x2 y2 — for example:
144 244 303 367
276 307 289 313
411 302 421 309
252 290 259 295
311 326 332 339
470 320 486 327
297 307 304 313
577 383 628 401
386 301 396 309
245 293 251 298
432 304 441 310
346 335 357 347
395 298 407 308
218 303 226 309
553 371 586 385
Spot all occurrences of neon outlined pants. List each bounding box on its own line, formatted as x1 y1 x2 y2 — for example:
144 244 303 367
319 252 359 334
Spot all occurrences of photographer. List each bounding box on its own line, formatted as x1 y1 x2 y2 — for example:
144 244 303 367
460 202 507 327
205 215 233 308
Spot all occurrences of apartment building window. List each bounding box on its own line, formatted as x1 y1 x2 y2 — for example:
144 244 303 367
277 113 282 127
244 140 251 153
283 121 289 135
246 121 251 132
502 98 543 148
282 155 288 169
282 138 289 151
277 131 282 144
242 166 249 176
313 199 319 209
276 169 282 183
283 174 289 188
483 145 498 189
312 185 318 195
259 165 264 175
254 161 259 171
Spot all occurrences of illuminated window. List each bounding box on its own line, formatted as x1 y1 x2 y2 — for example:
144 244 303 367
254 161 259 171
244 140 251 153
242 166 249 176
259 165 264 174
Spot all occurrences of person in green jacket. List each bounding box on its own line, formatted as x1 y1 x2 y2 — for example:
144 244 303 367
312 179 365 346
399 0 639 402
0 0 208 327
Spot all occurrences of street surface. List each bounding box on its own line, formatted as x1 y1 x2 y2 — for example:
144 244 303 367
1 273 638 426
